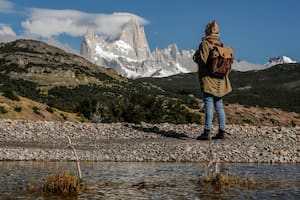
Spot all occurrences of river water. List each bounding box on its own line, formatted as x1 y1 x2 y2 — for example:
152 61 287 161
0 161 299 199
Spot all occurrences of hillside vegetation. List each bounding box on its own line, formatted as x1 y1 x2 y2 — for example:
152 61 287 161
0 92 84 122
0 39 199 124
135 63 300 114
0 39 299 126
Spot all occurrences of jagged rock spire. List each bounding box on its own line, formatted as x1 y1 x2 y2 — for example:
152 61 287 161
118 18 152 60
86 28 95 41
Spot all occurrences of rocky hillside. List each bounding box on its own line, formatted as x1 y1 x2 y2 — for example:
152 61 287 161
0 39 123 88
0 39 199 124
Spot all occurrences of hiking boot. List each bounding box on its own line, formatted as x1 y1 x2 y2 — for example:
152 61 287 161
196 129 210 140
212 129 225 139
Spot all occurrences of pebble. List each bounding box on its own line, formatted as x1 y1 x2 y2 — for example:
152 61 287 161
0 119 299 163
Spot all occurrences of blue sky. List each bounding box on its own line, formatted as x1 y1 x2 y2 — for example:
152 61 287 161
0 0 299 64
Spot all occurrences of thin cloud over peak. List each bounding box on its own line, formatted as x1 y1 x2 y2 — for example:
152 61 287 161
21 8 149 38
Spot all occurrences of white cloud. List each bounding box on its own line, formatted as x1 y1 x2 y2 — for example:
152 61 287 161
0 0 14 13
0 24 16 36
0 34 17 43
0 23 77 55
0 24 18 43
21 8 149 38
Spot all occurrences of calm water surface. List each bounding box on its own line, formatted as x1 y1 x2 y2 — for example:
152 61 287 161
0 161 299 199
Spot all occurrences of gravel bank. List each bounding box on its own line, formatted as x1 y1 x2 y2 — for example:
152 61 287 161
0 120 299 163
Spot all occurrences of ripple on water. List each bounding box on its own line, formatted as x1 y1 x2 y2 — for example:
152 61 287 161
0 161 299 199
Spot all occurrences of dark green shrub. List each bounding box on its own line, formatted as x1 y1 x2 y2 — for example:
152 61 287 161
76 99 97 119
2 89 20 101
46 106 54 113
14 106 22 112
32 106 41 115
60 113 67 120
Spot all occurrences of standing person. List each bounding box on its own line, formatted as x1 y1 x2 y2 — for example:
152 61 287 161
194 20 232 140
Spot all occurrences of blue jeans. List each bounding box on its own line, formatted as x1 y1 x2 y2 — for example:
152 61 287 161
203 93 226 131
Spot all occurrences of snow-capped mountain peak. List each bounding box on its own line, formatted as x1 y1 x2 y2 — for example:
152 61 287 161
264 56 296 68
232 56 298 72
80 19 197 79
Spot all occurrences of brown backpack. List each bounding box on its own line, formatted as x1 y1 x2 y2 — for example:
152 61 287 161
207 43 234 78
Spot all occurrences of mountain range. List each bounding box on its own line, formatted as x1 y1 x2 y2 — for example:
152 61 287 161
80 19 197 79
80 19 297 78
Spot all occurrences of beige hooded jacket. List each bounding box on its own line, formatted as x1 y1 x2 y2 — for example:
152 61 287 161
198 35 232 97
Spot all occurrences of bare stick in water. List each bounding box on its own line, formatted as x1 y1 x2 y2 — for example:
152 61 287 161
65 135 82 181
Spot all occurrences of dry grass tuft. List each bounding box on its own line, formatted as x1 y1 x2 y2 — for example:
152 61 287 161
41 172 83 196
199 172 255 188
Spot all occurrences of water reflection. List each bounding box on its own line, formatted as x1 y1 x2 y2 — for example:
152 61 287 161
0 161 299 199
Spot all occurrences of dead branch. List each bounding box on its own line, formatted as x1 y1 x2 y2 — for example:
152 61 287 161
65 135 82 181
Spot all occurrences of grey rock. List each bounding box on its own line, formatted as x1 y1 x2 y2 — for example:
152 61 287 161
0 120 299 163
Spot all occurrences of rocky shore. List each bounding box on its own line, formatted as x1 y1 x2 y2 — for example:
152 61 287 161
0 119 299 163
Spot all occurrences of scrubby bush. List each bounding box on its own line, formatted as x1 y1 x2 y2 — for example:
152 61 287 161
46 106 54 113
2 89 20 101
14 106 22 112
60 113 67 120
32 106 41 115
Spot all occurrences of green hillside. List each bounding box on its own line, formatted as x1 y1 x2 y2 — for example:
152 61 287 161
0 39 200 124
228 64 300 112
0 39 299 126
135 63 300 113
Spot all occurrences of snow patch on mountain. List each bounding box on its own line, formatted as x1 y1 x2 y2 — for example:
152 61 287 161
264 56 297 68
232 60 264 71
232 56 297 72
